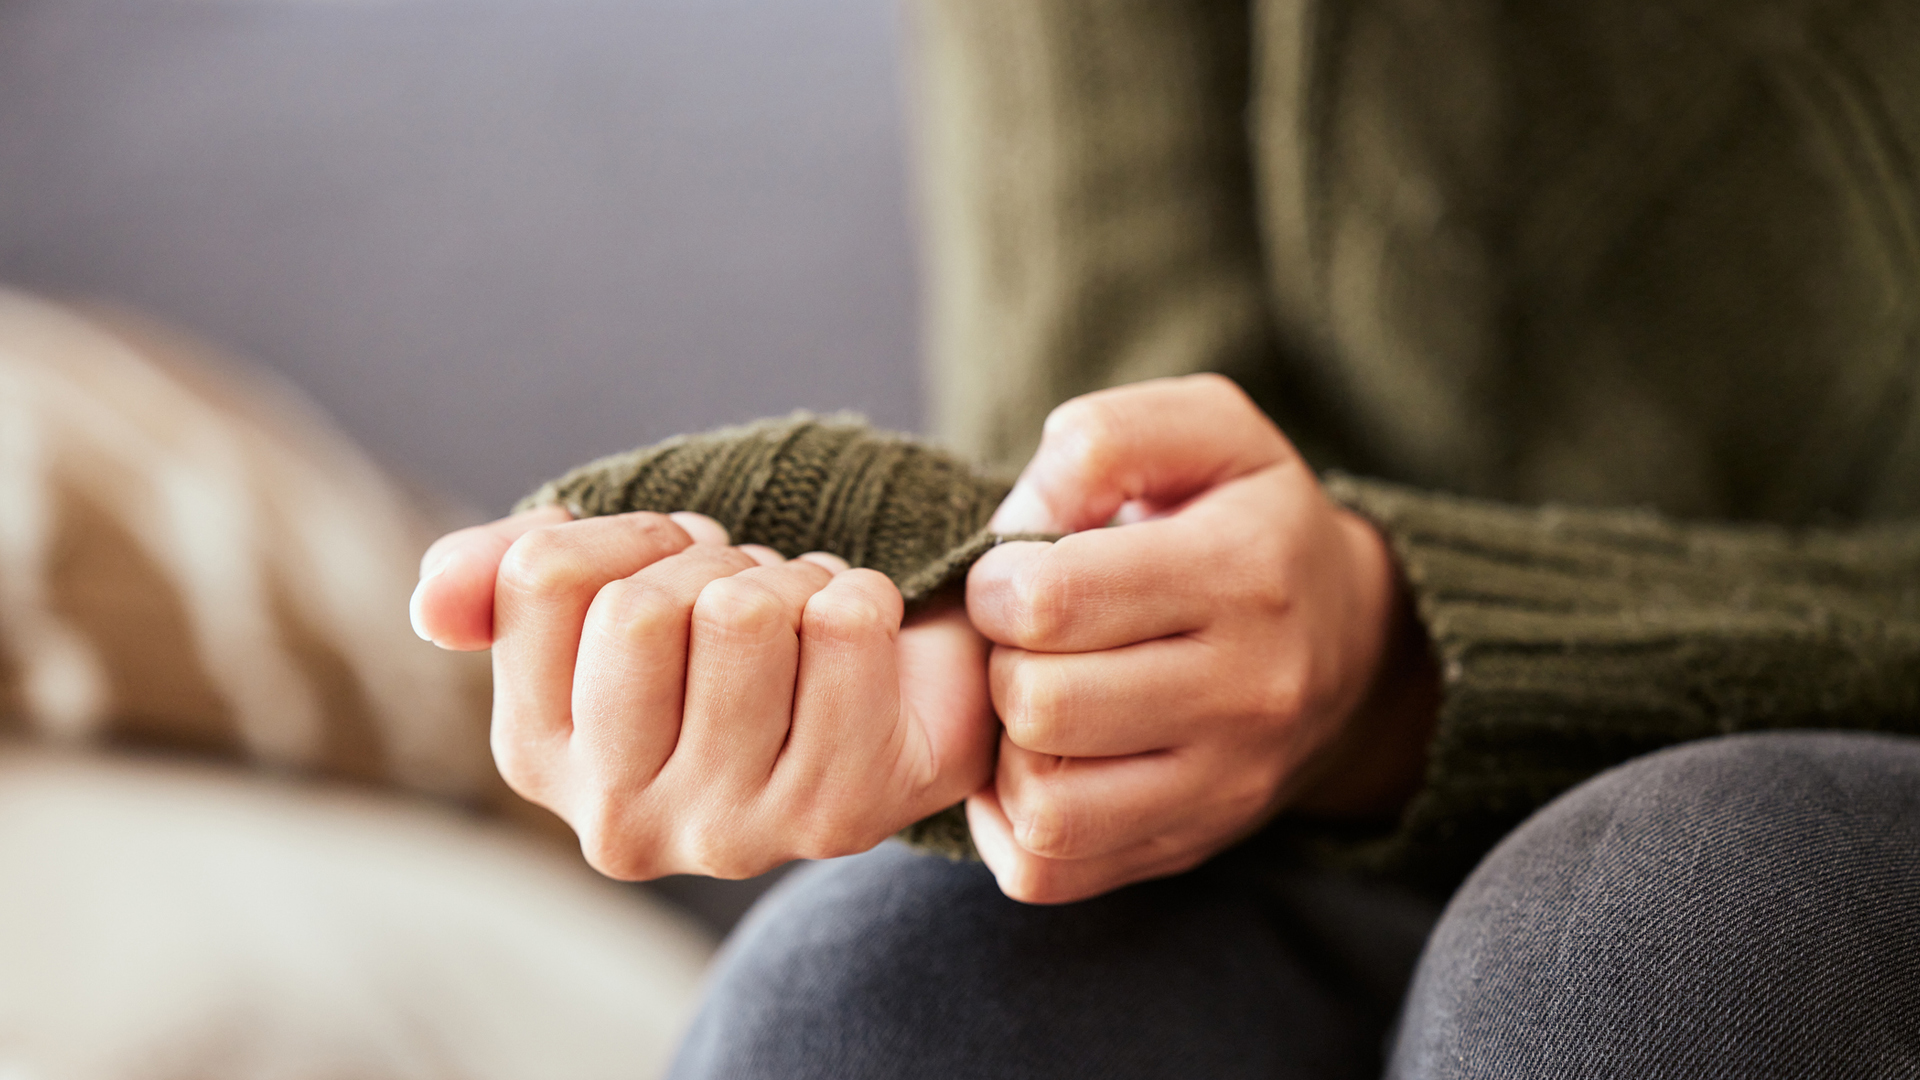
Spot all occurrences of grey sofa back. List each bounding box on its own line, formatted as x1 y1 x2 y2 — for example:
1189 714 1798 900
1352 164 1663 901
0 0 923 512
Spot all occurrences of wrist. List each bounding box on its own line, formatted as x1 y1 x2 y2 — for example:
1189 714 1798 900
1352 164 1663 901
1290 511 1441 820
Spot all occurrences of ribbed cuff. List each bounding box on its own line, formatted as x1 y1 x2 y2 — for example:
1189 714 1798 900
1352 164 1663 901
1325 474 1920 889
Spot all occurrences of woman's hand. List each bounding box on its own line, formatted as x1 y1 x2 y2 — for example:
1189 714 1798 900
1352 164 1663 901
963 374 1440 904
411 507 996 880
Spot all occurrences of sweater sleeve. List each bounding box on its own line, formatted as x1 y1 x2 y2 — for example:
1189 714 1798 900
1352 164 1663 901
1325 474 1920 889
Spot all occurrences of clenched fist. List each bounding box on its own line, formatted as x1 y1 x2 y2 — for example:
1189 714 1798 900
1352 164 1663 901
410 507 996 880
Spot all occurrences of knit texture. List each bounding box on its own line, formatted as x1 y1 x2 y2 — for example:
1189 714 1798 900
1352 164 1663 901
517 415 1015 605
1328 475 1920 888
517 414 1024 857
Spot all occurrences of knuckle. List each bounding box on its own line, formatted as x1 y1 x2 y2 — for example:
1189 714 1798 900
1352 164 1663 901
496 526 584 598
594 577 678 642
802 587 891 646
999 663 1070 750
783 557 838 588
617 510 681 544
694 576 786 637
575 812 652 881
1008 552 1075 645
680 545 760 582
1044 397 1127 484
1010 790 1082 860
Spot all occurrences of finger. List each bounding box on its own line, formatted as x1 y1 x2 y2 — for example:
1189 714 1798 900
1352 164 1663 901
967 525 1212 652
771 573 994 835
411 504 570 649
570 544 763 790
669 512 730 546
965 787 1206 905
671 558 837 790
989 374 1293 533
991 638 1217 757
991 737 1214 862
763 569 909 854
795 551 851 573
738 544 785 567
491 513 712 746
972 462 1326 652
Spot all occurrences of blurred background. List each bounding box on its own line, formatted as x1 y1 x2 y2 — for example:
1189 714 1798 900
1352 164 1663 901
0 0 925 1073
0 0 924 513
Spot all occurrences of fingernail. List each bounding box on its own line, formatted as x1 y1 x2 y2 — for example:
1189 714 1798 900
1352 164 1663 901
417 546 453 582
971 538 1045 581
739 544 784 566
964 540 1048 624
797 551 850 573
408 570 441 643
670 511 730 546
989 480 1053 532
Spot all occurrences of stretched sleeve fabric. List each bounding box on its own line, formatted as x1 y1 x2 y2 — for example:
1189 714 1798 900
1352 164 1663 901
516 415 1032 859
515 414 1015 606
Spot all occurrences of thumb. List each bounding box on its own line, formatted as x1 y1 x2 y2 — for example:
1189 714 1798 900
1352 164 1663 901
409 504 572 650
989 374 1295 533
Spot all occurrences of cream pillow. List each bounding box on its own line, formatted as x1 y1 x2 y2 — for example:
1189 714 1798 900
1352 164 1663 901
0 747 713 1080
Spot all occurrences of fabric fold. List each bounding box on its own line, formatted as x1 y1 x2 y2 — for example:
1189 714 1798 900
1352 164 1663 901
516 414 1017 606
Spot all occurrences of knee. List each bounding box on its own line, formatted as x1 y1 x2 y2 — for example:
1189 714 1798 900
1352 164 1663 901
1454 730 1920 969
1391 732 1920 1078
1487 730 1920 888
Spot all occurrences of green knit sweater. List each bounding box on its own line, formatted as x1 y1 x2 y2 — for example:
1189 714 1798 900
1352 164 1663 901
523 412 1920 885
913 0 1920 888
528 0 1920 888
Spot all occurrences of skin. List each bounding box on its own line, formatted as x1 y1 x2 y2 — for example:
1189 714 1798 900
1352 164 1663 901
412 374 1439 902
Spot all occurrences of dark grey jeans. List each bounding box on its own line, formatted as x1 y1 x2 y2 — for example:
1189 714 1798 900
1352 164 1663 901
669 732 1920 1079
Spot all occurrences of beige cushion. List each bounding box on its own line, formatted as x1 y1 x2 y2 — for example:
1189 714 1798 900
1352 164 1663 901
0 747 713 1080
0 287 526 814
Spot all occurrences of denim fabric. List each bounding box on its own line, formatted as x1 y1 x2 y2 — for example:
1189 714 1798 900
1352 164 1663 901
670 732 1920 1079
1388 731 1920 1079
669 837 1440 1079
